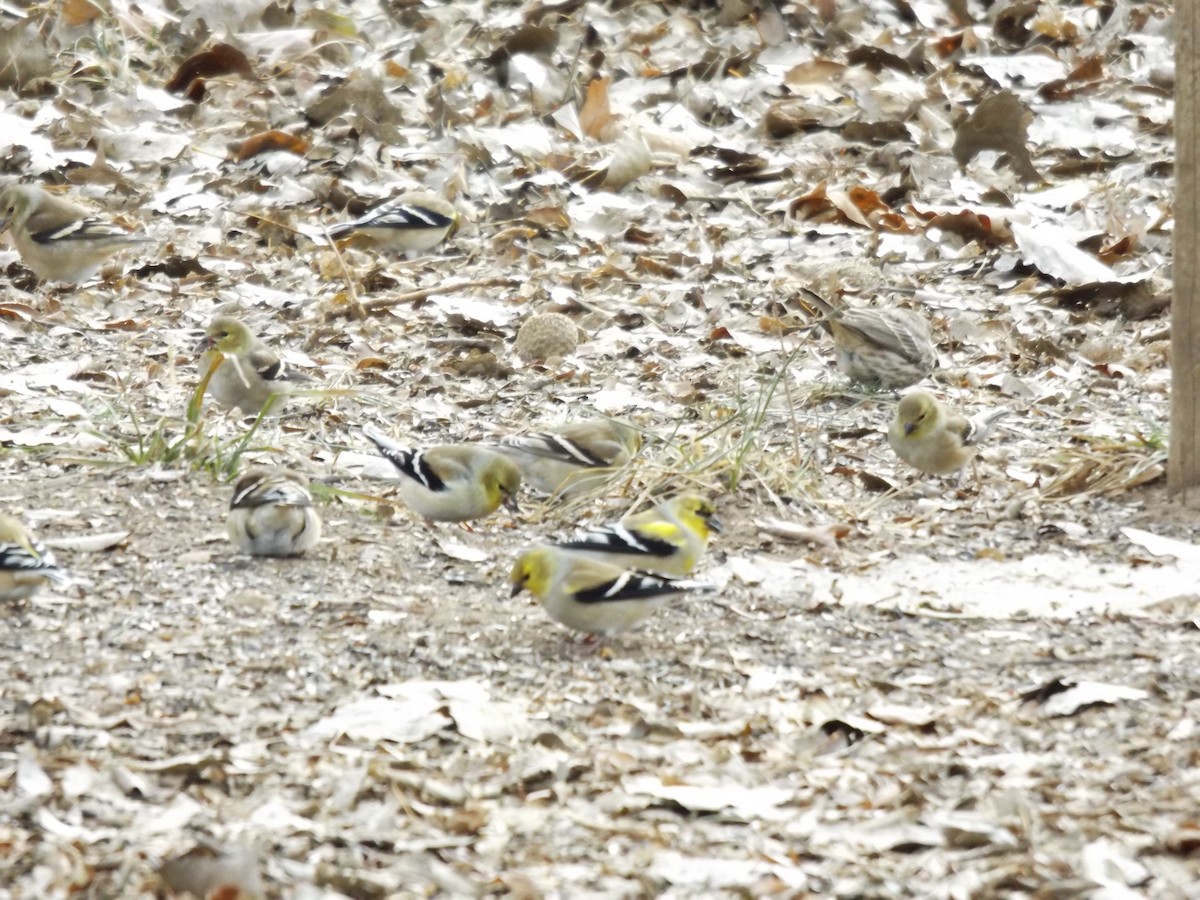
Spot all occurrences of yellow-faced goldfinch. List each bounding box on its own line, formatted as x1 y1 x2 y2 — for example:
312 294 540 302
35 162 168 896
798 288 935 390
0 184 150 283
363 425 521 523
553 495 720 577
227 468 322 557
888 391 1009 475
0 514 69 601
495 418 642 496
326 191 458 254
510 546 714 637
198 315 311 415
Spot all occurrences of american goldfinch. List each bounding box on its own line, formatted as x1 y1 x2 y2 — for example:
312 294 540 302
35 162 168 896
198 315 311 415
326 191 458 254
553 495 720 577
0 515 69 601
798 288 936 390
363 425 521 522
0 184 150 283
888 391 1009 475
227 467 322 557
494 418 642 496
510 546 714 637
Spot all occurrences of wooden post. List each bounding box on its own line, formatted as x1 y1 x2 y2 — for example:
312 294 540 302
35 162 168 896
1172 2 1200 495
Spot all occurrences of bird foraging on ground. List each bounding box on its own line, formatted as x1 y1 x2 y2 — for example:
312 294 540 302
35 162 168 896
0 184 150 283
888 391 1009 476
326 191 458 254
227 468 322 557
494 418 641 497
0 515 69 601
552 495 720 577
198 315 311 415
510 546 713 638
797 287 935 390
363 425 521 523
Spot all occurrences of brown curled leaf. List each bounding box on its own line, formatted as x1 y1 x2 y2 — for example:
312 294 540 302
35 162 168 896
233 130 310 162
166 43 255 96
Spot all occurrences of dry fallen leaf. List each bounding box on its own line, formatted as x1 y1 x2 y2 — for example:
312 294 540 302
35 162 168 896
165 42 256 97
951 91 1041 182
159 844 263 900
233 130 310 162
580 76 621 142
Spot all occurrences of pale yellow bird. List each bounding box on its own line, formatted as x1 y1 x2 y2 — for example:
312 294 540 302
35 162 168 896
326 191 458 254
227 468 322 557
0 514 69 601
363 426 522 523
510 546 713 638
198 315 311 415
0 184 150 283
552 495 721 577
888 391 1009 476
494 418 641 496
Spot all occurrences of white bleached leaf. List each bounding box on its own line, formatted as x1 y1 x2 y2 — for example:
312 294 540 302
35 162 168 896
806 553 1193 618
567 192 654 241
465 122 555 157
587 385 667 413
1011 221 1123 284
1081 837 1151 890
160 844 264 900
1120 528 1200 567
303 695 450 743
849 814 944 852
552 102 583 140
134 83 191 112
866 703 938 728
367 610 408 625
926 811 1019 849
624 775 792 820
429 294 516 328
44 398 87 419
359 681 531 742
139 793 204 835
61 763 96 800
0 109 64 172
968 55 1068 87
507 52 550 91
600 132 652 191
236 28 320 60
442 690 528 743
96 122 191 163
649 851 807 890
434 537 489 563
43 531 130 553
16 749 53 798
1038 681 1149 717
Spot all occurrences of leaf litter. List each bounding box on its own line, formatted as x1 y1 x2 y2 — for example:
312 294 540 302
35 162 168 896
0 0 1195 897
